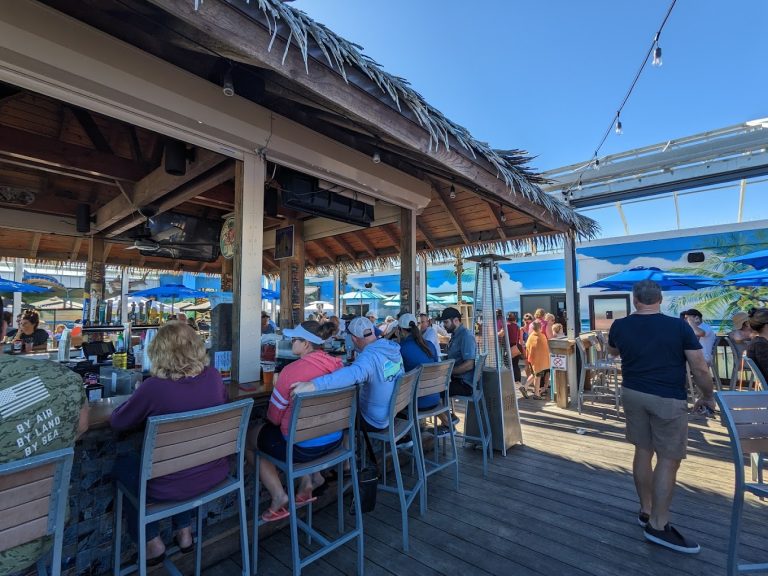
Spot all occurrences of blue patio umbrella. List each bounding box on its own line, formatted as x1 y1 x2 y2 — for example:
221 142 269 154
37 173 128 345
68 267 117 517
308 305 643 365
129 284 210 313
340 289 386 300
584 267 716 291
261 288 280 300
440 294 474 305
383 293 443 307
722 269 768 287
0 278 51 294
726 249 768 270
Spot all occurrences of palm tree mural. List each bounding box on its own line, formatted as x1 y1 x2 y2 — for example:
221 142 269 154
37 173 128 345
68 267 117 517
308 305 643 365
668 232 768 329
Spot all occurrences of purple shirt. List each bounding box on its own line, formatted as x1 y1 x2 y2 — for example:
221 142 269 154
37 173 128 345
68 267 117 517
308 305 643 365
111 366 229 501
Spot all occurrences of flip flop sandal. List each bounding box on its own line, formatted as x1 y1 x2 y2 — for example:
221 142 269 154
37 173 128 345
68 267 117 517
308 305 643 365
518 385 530 399
146 552 166 567
173 535 195 554
295 493 317 506
261 507 290 523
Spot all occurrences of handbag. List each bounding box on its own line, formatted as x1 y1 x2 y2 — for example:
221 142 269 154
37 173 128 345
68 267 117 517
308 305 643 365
510 343 522 359
356 425 379 513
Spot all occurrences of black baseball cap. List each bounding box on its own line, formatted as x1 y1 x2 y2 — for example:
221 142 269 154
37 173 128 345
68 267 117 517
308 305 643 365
683 308 703 318
438 307 462 321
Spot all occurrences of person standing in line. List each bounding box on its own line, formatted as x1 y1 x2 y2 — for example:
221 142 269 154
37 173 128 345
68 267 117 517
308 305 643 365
523 321 550 400
746 308 768 378
607 280 713 554
419 313 441 357
506 312 522 384
683 309 716 365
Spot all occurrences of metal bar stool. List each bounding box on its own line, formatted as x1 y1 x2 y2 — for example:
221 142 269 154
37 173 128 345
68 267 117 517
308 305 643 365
252 386 363 575
113 399 253 576
451 353 492 478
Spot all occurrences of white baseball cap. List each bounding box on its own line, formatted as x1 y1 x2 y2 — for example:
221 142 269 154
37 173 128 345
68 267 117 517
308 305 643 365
398 313 418 329
283 324 326 345
348 316 375 338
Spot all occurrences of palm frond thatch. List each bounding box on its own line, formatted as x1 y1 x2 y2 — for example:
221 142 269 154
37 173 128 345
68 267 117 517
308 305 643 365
225 0 597 240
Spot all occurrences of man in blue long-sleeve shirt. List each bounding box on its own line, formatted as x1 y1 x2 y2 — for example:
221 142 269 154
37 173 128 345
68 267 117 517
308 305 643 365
291 316 404 430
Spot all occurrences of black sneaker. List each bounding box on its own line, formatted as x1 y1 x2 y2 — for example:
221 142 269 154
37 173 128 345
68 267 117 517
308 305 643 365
451 413 460 425
644 523 700 554
638 511 650 528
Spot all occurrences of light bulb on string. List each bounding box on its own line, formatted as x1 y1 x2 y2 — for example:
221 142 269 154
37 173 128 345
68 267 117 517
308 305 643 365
500 208 507 223
449 184 456 199
652 44 663 67
615 113 623 135
593 157 600 171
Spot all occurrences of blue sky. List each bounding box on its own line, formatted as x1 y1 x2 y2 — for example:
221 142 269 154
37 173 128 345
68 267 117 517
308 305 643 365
291 0 766 171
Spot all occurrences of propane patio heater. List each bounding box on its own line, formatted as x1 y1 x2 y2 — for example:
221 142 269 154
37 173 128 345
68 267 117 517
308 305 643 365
466 254 523 454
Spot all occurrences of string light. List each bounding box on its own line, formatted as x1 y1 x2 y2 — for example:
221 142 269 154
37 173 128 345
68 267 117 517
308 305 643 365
449 184 456 199
500 207 507 223
222 63 235 97
587 0 676 163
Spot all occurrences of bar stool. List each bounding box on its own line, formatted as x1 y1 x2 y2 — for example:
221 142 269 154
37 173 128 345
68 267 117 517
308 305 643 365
252 386 363 576
452 353 492 478
113 399 253 576
413 360 458 510
0 447 74 576
366 368 425 552
575 335 621 417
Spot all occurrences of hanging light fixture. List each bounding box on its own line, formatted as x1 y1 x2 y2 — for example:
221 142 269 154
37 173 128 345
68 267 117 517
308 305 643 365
652 33 663 67
615 112 623 135
222 63 235 97
500 207 507 223
371 150 381 164
449 184 456 199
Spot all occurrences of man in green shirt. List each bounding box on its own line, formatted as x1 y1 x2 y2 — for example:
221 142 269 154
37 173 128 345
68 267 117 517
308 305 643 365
0 355 88 576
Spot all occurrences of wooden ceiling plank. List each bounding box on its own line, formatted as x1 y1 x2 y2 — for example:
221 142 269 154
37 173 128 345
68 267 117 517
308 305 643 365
313 239 336 264
103 243 112 260
69 237 82 261
95 150 229 235
197 261 207 272
128 126 144 163
28 232 41 258
0 125 146 182
431 184 471 244
69 107 113 154
380 223 401 248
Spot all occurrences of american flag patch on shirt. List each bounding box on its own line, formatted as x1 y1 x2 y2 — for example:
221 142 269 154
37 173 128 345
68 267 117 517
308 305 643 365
0 376 50 419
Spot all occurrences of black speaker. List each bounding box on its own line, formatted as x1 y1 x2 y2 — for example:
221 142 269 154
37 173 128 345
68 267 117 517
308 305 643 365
76 203 91 233
687 252 705 263
164 139 187 176
265 187 279 217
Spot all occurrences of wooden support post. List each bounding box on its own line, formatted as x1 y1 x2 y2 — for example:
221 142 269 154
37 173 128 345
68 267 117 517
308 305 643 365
279 220 305 329
120 267 130 324
232 153 264 385
12 258 23 325
400 207 416 314
564 229 580 409
84 237 105 325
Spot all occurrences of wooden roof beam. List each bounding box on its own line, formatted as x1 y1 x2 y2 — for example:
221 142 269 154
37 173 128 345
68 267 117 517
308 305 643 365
95 151 230 236
0 125 147 182
103 243 112 260
69 237 82 261
332 235 358 260
28 232 41 258
357 232 378 258
431 184 470 244
485 201 508 241
313 240 337 265
380 224 401 249
416 222 436 249
69 107 113 154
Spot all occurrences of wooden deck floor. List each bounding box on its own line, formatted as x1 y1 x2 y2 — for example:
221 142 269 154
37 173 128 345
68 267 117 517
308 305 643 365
206 400 766 576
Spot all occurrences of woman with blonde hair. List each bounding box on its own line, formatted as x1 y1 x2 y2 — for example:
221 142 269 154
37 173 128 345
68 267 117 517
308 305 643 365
111 321 228 565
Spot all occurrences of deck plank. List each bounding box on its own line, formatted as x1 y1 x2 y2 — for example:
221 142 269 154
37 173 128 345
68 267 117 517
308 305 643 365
207 401 767 575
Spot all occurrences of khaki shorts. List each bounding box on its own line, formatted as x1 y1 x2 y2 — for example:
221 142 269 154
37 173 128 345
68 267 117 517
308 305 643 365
622 387 688 460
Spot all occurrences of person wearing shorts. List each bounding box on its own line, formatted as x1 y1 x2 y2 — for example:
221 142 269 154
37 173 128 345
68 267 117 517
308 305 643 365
608 280 713 554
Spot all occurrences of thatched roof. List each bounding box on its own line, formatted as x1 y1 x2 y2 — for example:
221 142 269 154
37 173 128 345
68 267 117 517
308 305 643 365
211 0 597 240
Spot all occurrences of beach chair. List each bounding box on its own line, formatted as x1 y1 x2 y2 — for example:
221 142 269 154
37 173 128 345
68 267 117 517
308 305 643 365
452 354 492 477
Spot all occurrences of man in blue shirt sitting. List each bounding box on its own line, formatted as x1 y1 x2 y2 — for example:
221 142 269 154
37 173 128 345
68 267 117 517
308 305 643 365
439 307 477 396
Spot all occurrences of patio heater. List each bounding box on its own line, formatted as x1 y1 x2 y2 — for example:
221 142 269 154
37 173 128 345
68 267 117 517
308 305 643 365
466 254 523 454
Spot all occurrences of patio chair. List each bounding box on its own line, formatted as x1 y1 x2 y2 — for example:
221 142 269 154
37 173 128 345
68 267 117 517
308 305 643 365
252 386 363 575
413 360 458 510
366 368 425 552
715 391 768 575
452 353 492 478
113 398 253 576
575 335 621 417
725 336 751 390
0 447 74 576
743 356 766 391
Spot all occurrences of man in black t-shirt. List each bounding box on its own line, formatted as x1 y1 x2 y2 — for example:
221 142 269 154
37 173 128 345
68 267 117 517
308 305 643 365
608 280 714 555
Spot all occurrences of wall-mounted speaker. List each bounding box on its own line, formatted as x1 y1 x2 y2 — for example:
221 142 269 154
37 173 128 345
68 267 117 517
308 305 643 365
76 203 91 233
687 252 705 263
164 139 188 176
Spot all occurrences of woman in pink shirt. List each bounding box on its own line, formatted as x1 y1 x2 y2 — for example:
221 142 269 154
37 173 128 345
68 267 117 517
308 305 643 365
247 321 342 522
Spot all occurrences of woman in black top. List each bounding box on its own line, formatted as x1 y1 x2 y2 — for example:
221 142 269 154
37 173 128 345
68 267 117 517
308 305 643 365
746 308 768 379
12 311 49 352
